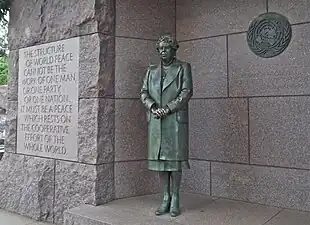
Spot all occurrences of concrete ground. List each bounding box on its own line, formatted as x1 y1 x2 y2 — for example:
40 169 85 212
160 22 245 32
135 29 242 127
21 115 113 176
65 193 310 225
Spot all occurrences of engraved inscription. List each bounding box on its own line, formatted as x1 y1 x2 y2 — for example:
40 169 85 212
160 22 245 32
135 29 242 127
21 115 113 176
247 12 292 58
17 37 79 160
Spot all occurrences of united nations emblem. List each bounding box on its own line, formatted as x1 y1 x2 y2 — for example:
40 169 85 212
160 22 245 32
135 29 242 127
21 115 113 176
247 12 292 58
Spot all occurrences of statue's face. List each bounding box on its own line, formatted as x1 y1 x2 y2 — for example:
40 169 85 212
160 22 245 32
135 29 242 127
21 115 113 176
158 41 174 62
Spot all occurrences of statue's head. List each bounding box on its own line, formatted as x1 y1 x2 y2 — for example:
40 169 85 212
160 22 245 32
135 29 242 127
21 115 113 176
156 35 179 63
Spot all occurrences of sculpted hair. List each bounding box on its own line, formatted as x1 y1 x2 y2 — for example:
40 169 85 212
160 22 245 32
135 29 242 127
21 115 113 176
156 35 179 51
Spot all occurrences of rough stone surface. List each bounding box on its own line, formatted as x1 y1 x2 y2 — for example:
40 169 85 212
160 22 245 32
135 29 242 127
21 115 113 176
79 34 115 98
189 99 248 163
0 114 6 144
95 163 115 205
265 209 310 225
178 37 227 98
8 0 115 49
176 0 266 41
116 0 175 39
8 50 18 101
115 99 147 161
96 99 115 164
0 153 54 222
78 98 114 164
229 24 310 97
212 162 310 211
5 101 17 153
269 0 310 24
114 161 159 199
54 161 114 224
115 38 157 98
250 96 310 169
0 85 8 114
181 160 211 196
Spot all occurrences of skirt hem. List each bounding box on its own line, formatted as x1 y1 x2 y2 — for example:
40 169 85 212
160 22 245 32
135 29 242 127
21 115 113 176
148 160 190 171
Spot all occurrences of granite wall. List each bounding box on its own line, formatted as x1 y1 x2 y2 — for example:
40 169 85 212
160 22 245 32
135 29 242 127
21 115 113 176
177 0 310 212
0 85 7 159
114 0 175 199
1 0 115 224
0 85 7 113
3 0 310 224
0 0 176 224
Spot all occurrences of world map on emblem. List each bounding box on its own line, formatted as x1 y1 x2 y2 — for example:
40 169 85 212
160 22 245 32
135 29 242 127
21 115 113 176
247 12 292 58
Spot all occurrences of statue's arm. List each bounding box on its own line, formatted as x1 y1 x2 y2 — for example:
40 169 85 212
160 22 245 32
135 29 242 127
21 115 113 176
166 63 193 113
140 68 156 110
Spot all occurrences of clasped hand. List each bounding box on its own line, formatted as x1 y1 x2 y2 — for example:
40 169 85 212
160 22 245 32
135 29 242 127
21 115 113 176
151 106 170 119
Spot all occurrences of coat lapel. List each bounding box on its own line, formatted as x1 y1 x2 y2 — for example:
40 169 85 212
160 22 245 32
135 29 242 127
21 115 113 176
162 62 181 91
151 64 162 97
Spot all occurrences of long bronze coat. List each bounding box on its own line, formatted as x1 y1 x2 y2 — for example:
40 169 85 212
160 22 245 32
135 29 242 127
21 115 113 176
140 59 193 161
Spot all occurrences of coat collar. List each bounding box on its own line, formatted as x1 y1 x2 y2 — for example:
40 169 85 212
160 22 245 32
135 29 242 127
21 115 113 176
157 59 181 91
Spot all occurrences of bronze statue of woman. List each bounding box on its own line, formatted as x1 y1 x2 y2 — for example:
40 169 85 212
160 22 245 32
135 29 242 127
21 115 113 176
140 35 193 217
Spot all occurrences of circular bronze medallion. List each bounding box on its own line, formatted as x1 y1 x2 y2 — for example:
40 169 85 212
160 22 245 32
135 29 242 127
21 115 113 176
247 12 292 58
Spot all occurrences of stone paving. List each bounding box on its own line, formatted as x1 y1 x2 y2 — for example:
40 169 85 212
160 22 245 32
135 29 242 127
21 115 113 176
0 209 53 225
64 193 310 225
2 193 310 225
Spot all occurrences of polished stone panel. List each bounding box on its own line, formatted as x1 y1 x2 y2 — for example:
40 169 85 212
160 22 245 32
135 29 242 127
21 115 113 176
115 38 157 98
114 161 159 199
181 160 211 196
116 0 175 39
212 162 310 211
189 99 248 163
229 24 310 97
176 0 266 41
269 0 310 24
178 37 227 98
115 99 147 161
250 96 310 169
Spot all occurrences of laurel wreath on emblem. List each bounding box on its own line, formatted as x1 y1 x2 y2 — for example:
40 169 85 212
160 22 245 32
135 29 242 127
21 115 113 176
247 12 292 58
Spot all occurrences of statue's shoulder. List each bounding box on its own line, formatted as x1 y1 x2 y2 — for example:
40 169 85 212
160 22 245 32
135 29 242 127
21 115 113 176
147 64 157 70
148 64 157 69
175 59 191 67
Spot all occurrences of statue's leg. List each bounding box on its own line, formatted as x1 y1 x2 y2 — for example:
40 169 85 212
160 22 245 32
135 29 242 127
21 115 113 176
170 171 182 217
155 171 171 215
